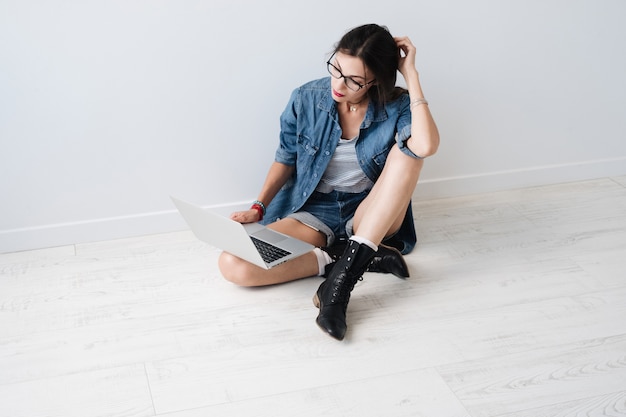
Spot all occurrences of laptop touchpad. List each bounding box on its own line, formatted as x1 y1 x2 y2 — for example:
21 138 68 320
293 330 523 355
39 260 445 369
252 228 288 244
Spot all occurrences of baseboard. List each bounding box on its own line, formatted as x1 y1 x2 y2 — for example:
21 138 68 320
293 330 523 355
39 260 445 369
0 201 250 255
413 157 626 200
2 157 625 254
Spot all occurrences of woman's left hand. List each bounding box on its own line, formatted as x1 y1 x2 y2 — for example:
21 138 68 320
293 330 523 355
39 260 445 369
395 36 419 80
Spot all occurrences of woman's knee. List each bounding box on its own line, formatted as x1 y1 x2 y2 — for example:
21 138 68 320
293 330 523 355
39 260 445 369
218 251 261 287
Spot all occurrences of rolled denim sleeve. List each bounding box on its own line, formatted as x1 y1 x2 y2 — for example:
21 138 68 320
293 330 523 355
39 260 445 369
274 88 300 166
395 95 423 160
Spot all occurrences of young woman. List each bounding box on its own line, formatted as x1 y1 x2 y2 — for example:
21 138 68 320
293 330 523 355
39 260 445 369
219 24 439 340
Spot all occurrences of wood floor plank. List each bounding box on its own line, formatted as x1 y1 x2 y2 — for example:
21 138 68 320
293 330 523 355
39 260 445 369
0 275 318 384
0 364 153 417
437 334 626 417
411 178 626 281
571 249 626 288
385 255 607 318
1 177 625 416
154 368 470 417
143 284 626 413
0 245 75 264
493 390 626 417
0 241 223 338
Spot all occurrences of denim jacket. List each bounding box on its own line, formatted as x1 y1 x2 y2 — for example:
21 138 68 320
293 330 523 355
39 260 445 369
261 77 421 254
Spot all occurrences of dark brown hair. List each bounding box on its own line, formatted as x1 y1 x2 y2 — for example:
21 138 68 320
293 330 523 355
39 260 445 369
334 24 405 104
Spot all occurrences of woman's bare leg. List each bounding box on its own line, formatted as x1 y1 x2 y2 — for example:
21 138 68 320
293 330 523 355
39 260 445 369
218 218 326 287
314 146 425 340
352 145 424 245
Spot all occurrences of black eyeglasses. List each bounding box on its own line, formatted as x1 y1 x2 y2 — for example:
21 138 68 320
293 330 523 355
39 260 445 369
326 55 376 92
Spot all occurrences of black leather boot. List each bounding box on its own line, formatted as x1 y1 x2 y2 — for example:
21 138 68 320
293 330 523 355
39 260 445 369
321 242 409 279
367 244 410 278
313 240 375 340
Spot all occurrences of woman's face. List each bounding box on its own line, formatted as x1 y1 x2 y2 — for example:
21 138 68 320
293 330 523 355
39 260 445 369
328 52 375 104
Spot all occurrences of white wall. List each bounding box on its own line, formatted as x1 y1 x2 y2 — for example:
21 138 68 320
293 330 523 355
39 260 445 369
1 0 625 253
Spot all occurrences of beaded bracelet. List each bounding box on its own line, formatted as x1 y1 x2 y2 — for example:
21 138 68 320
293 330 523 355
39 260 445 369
252 200 266 215
251 200 266 220
251 204 263 220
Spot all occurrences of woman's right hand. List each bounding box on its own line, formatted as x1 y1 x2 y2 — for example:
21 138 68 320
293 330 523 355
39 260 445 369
230 209 261 224
395 36 419 82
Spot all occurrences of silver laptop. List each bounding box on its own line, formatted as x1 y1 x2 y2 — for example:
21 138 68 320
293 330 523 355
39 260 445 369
171 196 315 269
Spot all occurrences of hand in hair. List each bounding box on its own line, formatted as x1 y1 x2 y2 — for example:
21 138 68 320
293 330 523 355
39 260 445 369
394 36 419 80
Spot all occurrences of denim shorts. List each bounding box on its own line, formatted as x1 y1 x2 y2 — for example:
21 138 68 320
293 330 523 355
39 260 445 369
287 189 369 247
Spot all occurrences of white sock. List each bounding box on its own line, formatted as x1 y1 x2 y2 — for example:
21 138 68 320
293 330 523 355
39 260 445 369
349 235 378 252
313 247 334 276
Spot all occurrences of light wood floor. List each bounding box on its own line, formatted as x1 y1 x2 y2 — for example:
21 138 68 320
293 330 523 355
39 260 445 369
1 176 626 417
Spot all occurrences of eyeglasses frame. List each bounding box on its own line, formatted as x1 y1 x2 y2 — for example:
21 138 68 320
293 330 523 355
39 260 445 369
326 53 376 92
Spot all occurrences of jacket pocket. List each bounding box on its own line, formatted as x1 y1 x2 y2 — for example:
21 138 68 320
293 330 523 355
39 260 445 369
371 147 389 168
297 133 319 156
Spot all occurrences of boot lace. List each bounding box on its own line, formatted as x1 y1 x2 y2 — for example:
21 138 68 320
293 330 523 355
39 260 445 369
330 273 363 304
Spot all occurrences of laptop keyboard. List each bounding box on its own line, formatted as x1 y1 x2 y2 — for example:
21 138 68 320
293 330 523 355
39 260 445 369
250 236 292 264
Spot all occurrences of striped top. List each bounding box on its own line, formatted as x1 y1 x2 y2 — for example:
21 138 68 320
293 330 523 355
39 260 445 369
316 136 374 193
